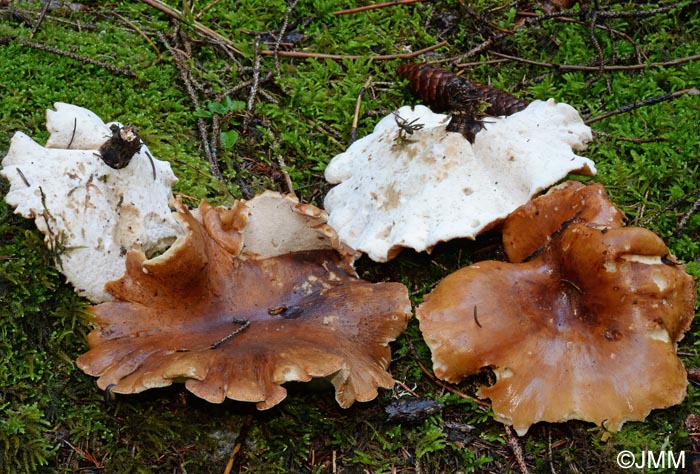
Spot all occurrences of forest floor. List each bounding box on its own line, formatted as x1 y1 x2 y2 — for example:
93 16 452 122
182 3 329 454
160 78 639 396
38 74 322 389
1 0 700 472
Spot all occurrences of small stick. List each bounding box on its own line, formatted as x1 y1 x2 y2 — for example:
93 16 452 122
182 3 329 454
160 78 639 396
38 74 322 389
560 278 583 294
473 305 482 328
210 318 250 349
67 117 77 149
277 156 295 197
548 428 557 474
222 414 254 474
144 150 157 181
273 0 299 76
159 32 221 181
111 11 162 66
245 36 262 119
404 336 490 407
15 38 136 77
584 9 604 88
673 195 700 238
487 51 700 74
462 3 514 35
585 87 699 124
333 0 425 16
639 189 700 227
196 0 224 19
258 40 447 61
395 380 420 397
592 129 665 144
16 168 30 187
138 0 242 54
505 425 530 474
30 0 52 39
349 76 372 144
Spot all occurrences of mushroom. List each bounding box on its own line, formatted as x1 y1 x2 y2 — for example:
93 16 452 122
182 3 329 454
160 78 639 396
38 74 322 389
0 103 182 302
324 100 596 262
416 181 696 435
76 192 411 409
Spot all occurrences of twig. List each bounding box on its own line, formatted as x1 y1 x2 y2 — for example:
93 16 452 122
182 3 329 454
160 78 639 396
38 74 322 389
245 36 262 120
461 2 514 35
585 87 699 124
584 8 604 87
111 11 162 66
395 380 420 397
223 414 254 474
462 2 700 62
639 188 700 228
588 2 699 19
404 336 490 408
159 32 222 181
258 40 448 61
273 0 299 76
14 38 136 77
16 168 30 187
30 0 52 39
277 156 295 196
548 428 557 474
487 51 700 73
210 112 220 165
591 129 665 144
67 117 77 149
333 0 426 16
505 425 530 474
195 0 224 19
473 305 482 328
138 0 242 54
349 76 372 144
673 195 700 238
210 318 250 349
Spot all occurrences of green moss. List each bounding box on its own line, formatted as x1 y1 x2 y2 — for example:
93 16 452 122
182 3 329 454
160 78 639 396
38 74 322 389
1 0 699 472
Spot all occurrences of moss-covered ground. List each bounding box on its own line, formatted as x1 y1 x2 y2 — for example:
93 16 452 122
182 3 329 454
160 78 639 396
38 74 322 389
1 0 699 472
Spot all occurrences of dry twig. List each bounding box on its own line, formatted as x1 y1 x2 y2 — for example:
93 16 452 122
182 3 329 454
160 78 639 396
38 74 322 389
29 0 51 38
505 425 530 474
222 414 254 474
245 36 262 123
111 11 161 66
139 0 242 54
158 32 222 181
673 195 700 238
349 76 373 144
585 87 699 124
259 40 448 61
404 336 491 408
484 51 700 73
273 0 299 76
11 37 136 77
333 0 426 16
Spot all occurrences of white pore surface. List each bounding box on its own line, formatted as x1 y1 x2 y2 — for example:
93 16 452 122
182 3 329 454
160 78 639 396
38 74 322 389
324 100 596 262
1 103 183 302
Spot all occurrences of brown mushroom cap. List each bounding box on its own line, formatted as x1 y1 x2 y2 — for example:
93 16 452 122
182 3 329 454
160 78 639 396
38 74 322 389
417 182 696 435
502 180 624 263
77 195 411 409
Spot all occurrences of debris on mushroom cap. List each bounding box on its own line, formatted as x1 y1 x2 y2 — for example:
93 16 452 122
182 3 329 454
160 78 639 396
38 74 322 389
416 182 696 435
76 192 411 409
0 103 182 302
324 100 596 262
